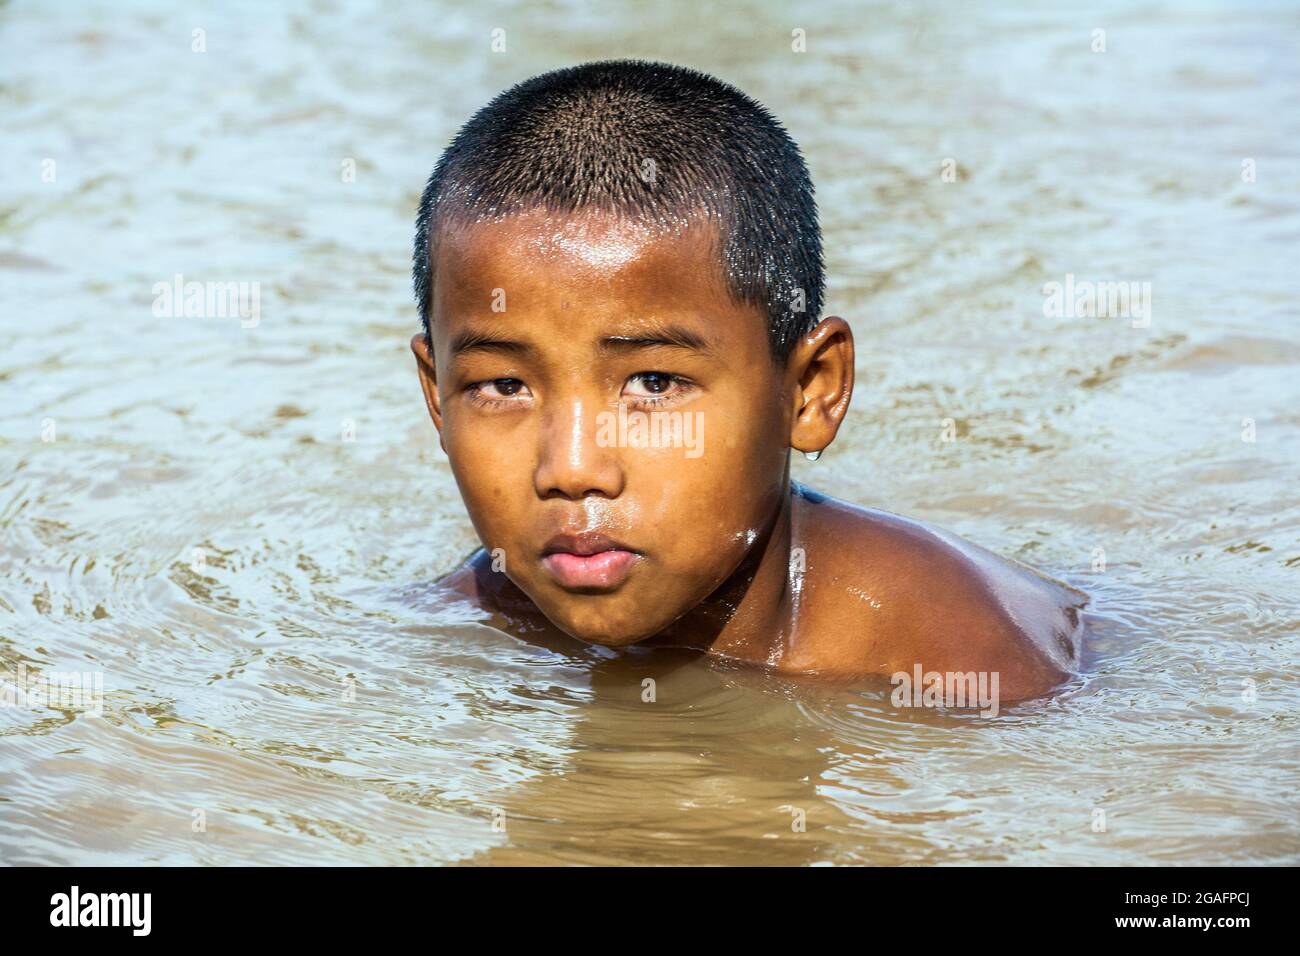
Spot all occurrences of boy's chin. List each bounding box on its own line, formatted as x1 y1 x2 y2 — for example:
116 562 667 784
538 599 669 648
569 631 651 648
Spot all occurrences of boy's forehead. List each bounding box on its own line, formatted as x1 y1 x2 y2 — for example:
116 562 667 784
432 207 731 309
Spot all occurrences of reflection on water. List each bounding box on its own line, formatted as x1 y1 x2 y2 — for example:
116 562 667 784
2 0 1298 864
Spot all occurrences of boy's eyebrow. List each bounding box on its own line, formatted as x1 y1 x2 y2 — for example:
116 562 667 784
449 329 534 357
449 322 716 358
600 324 715 354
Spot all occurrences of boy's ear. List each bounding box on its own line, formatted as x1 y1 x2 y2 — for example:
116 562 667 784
787 316 854 455
410 333 446 443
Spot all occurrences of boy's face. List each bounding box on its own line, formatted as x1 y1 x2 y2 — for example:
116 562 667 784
414 209 800 646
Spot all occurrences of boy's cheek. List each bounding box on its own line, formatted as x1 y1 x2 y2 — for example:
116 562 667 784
442 421 520 480
443 445 523 547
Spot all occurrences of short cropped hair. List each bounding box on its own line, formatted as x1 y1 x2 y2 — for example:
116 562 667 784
413 59 823 360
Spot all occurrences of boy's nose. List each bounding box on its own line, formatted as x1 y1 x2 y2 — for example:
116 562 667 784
534 398 624 501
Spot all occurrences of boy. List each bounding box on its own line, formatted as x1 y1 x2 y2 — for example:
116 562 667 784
410 60 1086 703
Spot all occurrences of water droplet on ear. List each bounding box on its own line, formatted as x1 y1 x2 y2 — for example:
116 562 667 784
803 449 822 462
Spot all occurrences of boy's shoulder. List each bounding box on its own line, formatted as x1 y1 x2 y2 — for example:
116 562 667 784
789 485 1087 698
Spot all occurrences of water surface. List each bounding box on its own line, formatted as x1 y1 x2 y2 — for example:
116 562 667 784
1 0 1297 864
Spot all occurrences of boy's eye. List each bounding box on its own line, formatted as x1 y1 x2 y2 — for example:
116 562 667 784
471 378 531 401
623 372 682 399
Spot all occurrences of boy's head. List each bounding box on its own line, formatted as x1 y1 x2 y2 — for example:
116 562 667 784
411 60 852 645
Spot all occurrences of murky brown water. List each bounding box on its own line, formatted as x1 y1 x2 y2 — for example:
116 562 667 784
2 0 1298 865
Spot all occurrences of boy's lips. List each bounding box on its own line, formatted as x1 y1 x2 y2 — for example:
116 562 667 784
540 533 640 591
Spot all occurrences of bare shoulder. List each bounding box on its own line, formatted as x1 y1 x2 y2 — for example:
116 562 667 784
431 549 490 601
792 485 1088 699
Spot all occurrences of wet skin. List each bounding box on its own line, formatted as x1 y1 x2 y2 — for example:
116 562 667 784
412 208 1087 703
